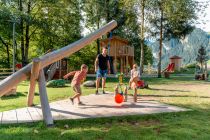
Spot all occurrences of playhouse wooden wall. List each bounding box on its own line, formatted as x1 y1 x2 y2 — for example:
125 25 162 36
100 36 134 74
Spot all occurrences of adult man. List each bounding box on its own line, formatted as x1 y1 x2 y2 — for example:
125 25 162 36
95 47 111 94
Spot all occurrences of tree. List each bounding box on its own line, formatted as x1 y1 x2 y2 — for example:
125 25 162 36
196 45 208 73
83 0 106 54
0 2 22 68
148 0 200 78
0 0 82 67
83 0 143 70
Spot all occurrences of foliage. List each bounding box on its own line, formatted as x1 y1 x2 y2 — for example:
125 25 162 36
68 43 97 72
46 79 66 88
196 45 208 72
134 43 153 65
0 0 82 67
83 0 153 66
185 63 197 69
147 0 201 77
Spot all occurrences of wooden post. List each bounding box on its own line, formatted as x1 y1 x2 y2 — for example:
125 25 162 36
126 56 128 75
59 60 62 79
115 85 119 94
38 69 54 126
0 20 117 97
134 88 137 102
27 58 41 106
114 42 117 73
124 85 127 102
120 57 123 73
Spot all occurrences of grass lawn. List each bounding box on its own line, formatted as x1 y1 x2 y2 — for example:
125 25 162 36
1 75 210 140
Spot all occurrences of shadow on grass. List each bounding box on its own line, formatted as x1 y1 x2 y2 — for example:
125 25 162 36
0 92 26 100
34 106 93 118
140 94 210 98
147 87 190 92
77 103 167 109
0 92 40 100
46 85 69 88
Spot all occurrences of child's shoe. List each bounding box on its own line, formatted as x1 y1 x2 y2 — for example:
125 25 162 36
70 98 74 105
78 102 85 105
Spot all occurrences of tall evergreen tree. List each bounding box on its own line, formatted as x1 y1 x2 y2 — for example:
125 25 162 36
196 45 208 72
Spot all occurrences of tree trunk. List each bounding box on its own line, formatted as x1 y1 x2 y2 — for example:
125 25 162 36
158 5 163 78
139 0 145 76
97 39 100 55
25 0 31 65
19 0 25 66
6 42 10 68
105 0 110 23
105 0 111 40
0 36 10 68
97 15 100 55
201 62 204 73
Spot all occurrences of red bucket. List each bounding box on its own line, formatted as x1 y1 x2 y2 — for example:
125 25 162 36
137 80 144 87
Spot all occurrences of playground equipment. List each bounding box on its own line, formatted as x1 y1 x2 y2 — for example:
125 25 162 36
162 63 175 73
0 20 117 126
100 36 134 74
162 63 175 78
46 58 69 81
114 73 138 103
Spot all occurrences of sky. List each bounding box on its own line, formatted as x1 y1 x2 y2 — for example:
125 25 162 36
196 0 210 32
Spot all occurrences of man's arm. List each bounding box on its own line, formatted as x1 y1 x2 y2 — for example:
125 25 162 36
95 57 99 72
107 60 111 74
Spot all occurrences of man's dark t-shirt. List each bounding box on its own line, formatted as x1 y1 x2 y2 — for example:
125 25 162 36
97 54 109 70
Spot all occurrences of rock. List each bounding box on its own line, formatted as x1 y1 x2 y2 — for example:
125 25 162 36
64 124 69 129
34 129 39 134
83 80 96 87
148 28 210 69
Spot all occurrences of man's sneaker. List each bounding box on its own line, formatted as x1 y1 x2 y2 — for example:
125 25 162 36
102 90 106 94
70 98 74 105
95 90 99 95
78 102 85 105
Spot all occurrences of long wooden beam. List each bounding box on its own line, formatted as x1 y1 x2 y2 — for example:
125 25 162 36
0 20 117 97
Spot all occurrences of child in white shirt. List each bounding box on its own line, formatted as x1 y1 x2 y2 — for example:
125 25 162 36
129 64 140 89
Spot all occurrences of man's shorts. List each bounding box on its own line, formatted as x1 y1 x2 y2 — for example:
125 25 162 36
72 84 81 94
96 69 108 78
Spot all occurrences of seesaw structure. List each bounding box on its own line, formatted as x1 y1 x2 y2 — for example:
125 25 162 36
0 20 117 126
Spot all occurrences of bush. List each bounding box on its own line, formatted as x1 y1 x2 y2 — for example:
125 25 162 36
185 63 196 68
46 79 67 87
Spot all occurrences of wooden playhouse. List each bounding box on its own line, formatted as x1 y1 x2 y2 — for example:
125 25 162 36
100 36 134 74
170 55 182 71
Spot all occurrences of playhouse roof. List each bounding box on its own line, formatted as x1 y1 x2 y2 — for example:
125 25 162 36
100 36 129 44
170 55 182 59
